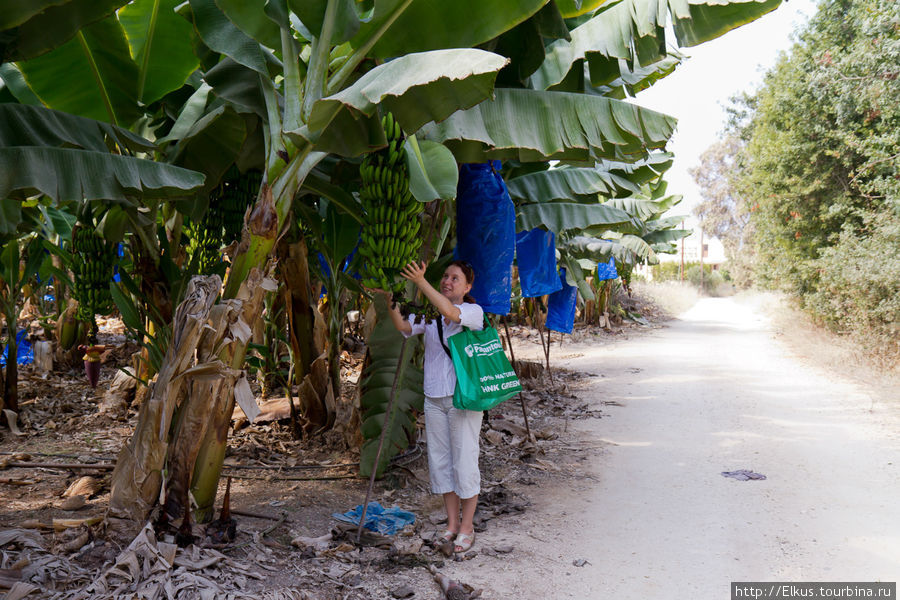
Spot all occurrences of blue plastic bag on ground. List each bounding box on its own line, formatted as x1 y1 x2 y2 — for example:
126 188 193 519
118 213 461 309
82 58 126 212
455 161 515 315
332 502 415 535
515 229 562 298
546 268 577 334
0 330 33 367
595 256 617 281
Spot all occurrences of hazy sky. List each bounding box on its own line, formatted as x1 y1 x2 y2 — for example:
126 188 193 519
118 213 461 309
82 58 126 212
630 0 819 227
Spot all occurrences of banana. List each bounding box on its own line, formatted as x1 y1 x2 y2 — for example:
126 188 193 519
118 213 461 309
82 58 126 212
356 111 416 291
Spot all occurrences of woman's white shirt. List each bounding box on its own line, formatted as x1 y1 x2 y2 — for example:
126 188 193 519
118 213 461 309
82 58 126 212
403 303 484 398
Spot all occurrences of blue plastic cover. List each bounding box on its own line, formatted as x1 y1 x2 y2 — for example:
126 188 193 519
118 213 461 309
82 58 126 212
317 238 361 297
332 501 416 535
113 243 124 282
595 256 617 281
0 330 33 367
455 161 515 315
546 268 577 334
515 229 562 298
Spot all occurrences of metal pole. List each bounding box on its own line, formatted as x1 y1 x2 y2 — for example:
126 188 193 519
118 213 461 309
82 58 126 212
680 220 685 282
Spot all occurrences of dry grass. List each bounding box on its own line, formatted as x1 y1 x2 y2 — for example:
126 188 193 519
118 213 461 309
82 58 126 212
738 291 900 405
631 281 700 319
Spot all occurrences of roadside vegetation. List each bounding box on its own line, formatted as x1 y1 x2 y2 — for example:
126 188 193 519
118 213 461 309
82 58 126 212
691 0 899 365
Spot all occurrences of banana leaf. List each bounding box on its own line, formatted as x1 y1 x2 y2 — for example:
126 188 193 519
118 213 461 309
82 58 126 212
167 105 249 193
603 194 682 221
0 0 128 63
533 0 781 90
119 0 199 105
215 0 283 49
0 147 204 205
0 103 155 153
404 135 458 203
188 0 274 76
419 88 676 163
602 152 674 184
0 64 43 105
0 105 204 204
289 0 361 46
359 294 424 478
506 166 639 204
554 0 614 18
156 83 212 144
516 201 633 234
15 15 142 126
492 2 571 86
565 233 657 265
292 48 508 157
642 226 691 245
203 57 269 119
599 53 683 96
348 0 547 58
560 252 595 301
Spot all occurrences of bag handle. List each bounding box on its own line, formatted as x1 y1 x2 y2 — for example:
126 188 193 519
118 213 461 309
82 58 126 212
436 313 491 359
435 317 452 359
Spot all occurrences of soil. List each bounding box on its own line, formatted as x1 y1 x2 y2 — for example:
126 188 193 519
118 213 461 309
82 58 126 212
1 289 897 599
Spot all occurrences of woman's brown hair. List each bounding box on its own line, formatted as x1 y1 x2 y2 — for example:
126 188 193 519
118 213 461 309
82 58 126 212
449 260 477 304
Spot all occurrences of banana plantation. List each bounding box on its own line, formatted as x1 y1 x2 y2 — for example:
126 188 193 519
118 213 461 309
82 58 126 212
0 0 783 597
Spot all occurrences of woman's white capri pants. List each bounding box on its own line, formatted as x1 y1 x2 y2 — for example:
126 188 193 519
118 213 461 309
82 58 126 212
423 395 483 499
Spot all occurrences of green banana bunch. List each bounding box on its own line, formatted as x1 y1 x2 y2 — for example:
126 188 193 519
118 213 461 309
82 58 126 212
187 165 260 275
71 224 117 322
358 112 425 293
186 166 262 276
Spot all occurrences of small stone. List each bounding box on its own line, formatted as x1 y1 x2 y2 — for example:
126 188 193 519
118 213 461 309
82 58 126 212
391 585 415 598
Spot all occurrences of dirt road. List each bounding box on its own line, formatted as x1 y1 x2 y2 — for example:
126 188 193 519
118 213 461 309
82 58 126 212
452 297 900 598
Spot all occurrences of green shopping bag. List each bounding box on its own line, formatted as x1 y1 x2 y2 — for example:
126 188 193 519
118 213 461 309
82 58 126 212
440 318 522 411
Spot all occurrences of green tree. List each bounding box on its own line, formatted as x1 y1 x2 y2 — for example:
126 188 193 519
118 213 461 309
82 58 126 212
690 134 755 287
727 0 899 353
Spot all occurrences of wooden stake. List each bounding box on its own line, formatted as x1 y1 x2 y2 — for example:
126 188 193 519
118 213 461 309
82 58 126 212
502 316 531 440
357 336 409 543
534 300 553 384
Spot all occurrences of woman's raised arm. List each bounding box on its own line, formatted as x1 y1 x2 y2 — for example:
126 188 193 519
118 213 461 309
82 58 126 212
400 261 462 323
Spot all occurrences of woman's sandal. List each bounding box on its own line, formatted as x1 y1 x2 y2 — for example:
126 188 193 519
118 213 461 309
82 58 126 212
435 529 457 545
454 532 475 554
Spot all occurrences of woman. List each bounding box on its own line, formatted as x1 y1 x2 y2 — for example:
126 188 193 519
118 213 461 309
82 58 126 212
384 260 484 554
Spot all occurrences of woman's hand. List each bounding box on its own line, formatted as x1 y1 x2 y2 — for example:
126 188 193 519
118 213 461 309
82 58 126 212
400 261 427 286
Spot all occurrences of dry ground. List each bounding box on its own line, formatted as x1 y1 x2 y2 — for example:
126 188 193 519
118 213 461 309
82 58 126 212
1 286 896 599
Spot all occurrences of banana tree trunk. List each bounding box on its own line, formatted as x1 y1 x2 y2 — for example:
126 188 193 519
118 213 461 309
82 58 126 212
108 150 324 532
1 337 17 416
276 235 331 433
188 183 287 520
0 305 18 416
323 285 346 402
162 309 242 521
106 276 221 539
171 269 271 523
6 333 18 416
276 235 320 380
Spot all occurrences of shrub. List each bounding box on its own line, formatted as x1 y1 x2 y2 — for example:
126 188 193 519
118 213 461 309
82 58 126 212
804 214 900 363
